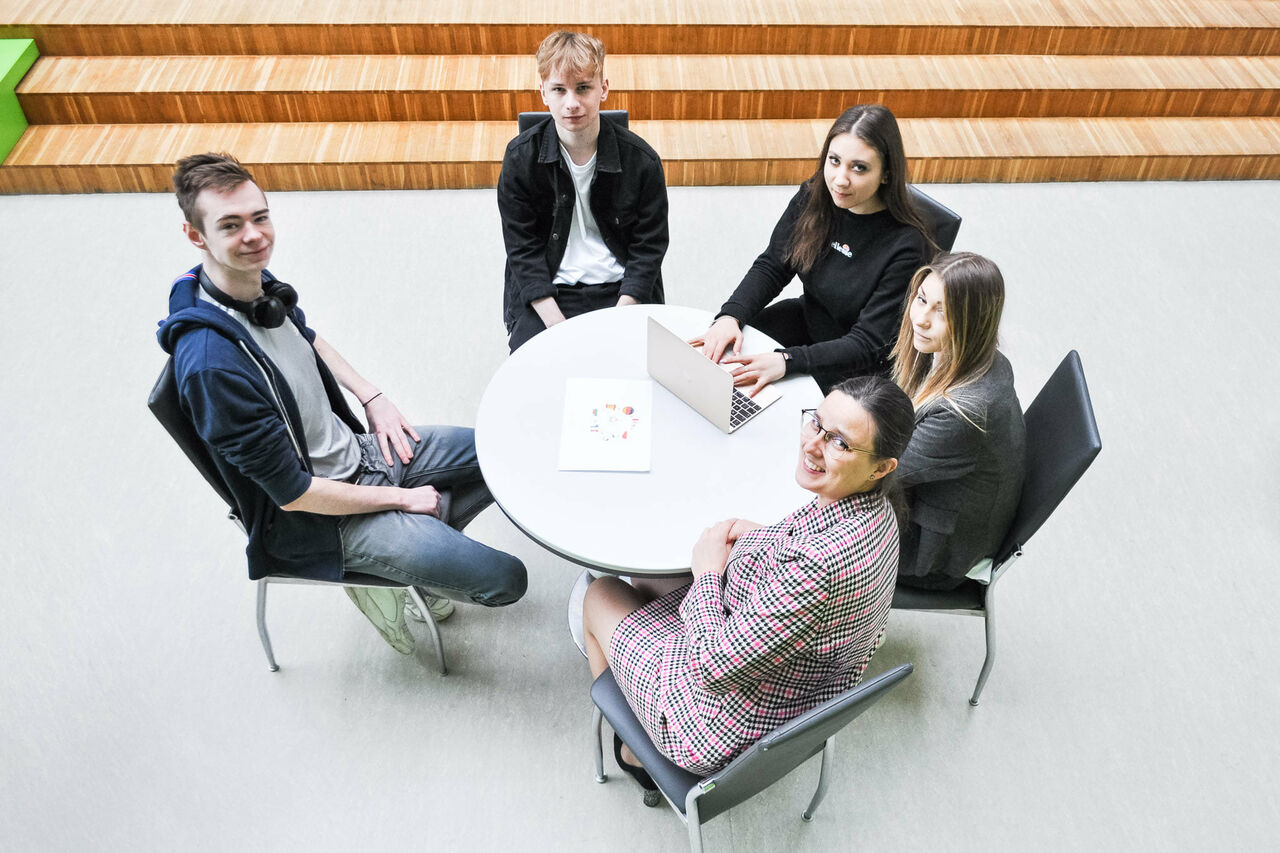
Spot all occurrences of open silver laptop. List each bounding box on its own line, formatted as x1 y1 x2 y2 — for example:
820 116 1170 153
646 316 782 433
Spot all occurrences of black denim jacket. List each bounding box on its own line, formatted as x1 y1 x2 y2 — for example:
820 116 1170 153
497 116 669 328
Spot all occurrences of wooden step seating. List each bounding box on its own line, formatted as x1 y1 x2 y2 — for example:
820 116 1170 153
5 117 1279 194
4 0 1279 57
16 54 1280 124
3 0 1280 191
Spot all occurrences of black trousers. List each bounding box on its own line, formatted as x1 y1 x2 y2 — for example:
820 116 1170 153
507 282 622 352
751 298 853 394
747 297 890 394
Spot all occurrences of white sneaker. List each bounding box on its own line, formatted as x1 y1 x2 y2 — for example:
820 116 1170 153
406 590 455 622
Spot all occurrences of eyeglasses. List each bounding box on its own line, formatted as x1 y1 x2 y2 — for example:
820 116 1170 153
800 409 877 457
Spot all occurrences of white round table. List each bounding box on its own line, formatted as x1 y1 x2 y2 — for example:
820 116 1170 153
476 304 823 576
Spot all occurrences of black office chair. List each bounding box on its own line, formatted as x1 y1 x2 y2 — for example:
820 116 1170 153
909 185 962 253
517 109 629 134
146 358 448 674
590 664 912 853
892 350 1101 704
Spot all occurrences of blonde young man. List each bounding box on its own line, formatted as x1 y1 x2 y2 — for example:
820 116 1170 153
498 30 670 351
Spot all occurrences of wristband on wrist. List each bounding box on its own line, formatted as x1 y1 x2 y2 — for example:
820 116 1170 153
359 391 383 407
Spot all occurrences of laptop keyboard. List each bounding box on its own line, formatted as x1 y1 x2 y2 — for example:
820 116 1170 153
729 388 763 429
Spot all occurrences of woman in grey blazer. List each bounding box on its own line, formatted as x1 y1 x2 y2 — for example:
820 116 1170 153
890 252 1026 590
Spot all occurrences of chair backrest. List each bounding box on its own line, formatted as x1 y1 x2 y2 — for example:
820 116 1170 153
516 110 629 134
909 186 962 253
690 664 913 823
995 350 1101 562
147 357 240 517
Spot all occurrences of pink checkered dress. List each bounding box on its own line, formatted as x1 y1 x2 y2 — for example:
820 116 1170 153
610 490 899 775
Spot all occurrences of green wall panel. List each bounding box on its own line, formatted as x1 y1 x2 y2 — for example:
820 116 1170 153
1 39 38 163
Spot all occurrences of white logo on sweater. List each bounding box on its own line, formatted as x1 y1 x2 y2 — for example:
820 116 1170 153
831 241 853 258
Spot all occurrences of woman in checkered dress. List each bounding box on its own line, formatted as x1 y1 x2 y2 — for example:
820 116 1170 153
582 374 914 783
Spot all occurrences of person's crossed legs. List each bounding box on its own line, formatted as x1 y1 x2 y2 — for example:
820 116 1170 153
341 425 527 607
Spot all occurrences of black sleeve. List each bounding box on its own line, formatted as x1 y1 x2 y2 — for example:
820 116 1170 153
617 154 669 303
497 141 557 307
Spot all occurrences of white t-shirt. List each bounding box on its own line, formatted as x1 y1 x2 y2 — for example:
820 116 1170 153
553 145 625 286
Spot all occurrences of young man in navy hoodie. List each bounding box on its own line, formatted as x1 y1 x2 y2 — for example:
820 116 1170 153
157 153 526 654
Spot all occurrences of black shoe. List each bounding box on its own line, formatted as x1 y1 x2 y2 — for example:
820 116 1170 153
614 733 662 807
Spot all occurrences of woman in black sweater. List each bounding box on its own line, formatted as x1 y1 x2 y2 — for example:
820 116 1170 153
697 105 935 394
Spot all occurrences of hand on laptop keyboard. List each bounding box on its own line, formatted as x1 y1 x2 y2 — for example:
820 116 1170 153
720 351 787 397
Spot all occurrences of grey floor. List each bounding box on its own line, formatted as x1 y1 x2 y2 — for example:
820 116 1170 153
1 179 1277 852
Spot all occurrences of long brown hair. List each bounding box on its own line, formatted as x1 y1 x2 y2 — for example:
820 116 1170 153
783 104 936 272
891 252 1005 415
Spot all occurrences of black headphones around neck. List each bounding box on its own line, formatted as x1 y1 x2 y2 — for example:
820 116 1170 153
199 270 298 328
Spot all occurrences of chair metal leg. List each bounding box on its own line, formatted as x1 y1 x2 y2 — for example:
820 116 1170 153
802 738 835 821
686 795 704 853
256 579 279 672
407 587 448 675
970 592 997 706
567 570 593 659
592 706 607 783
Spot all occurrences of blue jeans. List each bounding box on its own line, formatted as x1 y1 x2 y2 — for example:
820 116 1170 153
339 426 527 607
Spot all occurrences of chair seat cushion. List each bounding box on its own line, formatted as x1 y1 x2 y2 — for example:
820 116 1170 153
891 578 987 611
268 572 405 588
591 669 703 813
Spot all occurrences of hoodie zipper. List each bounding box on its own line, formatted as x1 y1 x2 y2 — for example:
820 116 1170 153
237 340 305 463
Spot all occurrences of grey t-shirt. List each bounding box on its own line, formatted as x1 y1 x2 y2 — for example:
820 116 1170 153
198 279 360 481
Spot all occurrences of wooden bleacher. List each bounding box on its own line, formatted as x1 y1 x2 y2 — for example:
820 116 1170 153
5 0 1280 56
2 0 1279 193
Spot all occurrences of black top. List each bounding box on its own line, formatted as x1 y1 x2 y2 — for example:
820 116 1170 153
718 184 927 377
497 116 669 328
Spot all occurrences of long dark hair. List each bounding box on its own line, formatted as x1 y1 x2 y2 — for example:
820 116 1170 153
830 375 915 517
784 104 936 272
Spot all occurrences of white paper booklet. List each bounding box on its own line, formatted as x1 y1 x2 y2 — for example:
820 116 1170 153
557 378 653 472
